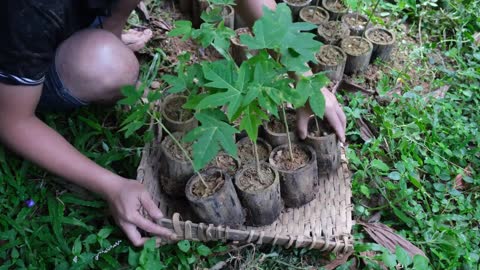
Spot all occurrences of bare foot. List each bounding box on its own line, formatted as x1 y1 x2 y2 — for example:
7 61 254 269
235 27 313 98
122 28 153 51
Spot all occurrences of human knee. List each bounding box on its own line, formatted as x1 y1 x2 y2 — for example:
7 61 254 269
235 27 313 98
56 29 139 103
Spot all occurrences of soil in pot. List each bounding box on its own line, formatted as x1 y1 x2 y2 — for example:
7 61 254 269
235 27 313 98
264 109 299 148
365 27 395 62
341 13 371 36
235 163 282 226
206 152 240 177
313 45 347 81
317 21 350 45
269 143 318 208
231 28 256 65
322 0 348 20
305 117 340 172
159 132 194 197
186 169 245 226
299 6 329 25
283 0 312 20
162 95 198 133
340 36 373 74
236 137 272 166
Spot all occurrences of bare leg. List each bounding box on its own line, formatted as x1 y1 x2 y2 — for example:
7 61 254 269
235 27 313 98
55 29 139 104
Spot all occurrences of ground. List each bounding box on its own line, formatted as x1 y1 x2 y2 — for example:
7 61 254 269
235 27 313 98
0 0 479 269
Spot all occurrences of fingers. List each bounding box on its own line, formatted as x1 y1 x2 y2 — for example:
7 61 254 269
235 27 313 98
325 109 346 143
121 222 149 247
133 213 176 240
296 107 313 140
140 192 164 220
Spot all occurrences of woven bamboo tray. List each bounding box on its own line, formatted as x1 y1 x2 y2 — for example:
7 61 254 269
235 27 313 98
137 124 354 253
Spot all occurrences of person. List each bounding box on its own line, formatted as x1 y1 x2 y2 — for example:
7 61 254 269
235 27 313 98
0 0 346 246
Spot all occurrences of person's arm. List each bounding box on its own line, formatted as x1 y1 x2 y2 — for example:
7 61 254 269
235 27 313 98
235 0 347 142
0 82 174 246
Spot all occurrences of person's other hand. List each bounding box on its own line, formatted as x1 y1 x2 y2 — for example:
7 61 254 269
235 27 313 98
296 87 347 142
106 179 176 246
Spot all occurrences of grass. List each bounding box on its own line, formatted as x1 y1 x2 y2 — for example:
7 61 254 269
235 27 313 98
1 0 479 269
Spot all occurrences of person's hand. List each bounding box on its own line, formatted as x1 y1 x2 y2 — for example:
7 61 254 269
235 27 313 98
106 179 176 246
296 87 347 142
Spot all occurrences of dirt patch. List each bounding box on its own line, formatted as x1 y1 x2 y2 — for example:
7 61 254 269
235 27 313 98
267 111 296 134
317 46 345 65
300 7 328 24
164 96 194 121
342 37 371 55
192 171 225 197
237 165 275 192
318 21 349 40
323 0 347 11
368 29 394 44
272 144 310 171
285 0 310 6
163 133 193 161
206 153 239 176
238 140 269 165
308 117 334 137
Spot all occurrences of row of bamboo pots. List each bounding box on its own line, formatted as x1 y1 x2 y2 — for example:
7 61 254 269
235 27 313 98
159 95 340 227
278 0 396 79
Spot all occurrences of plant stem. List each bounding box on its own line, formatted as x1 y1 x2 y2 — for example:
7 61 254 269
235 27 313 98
314 116 321 135
252 140 262 175
361 0 382 37
158 120 208 188
281 105 294 161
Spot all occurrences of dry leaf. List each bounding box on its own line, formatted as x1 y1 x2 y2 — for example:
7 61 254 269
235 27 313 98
424 85 450 102
136 1 150 21
454 164 472 190
323 251 354 270
359 222 426 258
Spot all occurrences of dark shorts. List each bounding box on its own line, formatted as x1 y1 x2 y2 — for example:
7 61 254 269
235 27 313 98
37 17 106 112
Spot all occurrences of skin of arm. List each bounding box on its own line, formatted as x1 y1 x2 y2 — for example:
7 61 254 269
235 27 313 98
236 0 347 142
0 82 175 246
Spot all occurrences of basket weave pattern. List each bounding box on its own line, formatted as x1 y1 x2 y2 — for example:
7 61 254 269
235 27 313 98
137 125 354 252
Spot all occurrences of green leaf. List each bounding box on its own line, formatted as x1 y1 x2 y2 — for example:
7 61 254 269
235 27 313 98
382 251 397 268
371 159 390 172
163 74 187 94
197 61 245 119
128 248 140 266
97 227 113 239
72 236 82 255
184 110 238 170
413 254 429 269
392 206 414 226
177 240 191 253
388 171 402 180
196 245 212 256
239 103 269 142
168 20 193 41
395 246 412 266
295 74 328 117
118 85 143 106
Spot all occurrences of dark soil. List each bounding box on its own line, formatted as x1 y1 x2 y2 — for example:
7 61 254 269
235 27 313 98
238 140 269 165
308 117 334 137
318 21 348 40
285 0 310 6
317 46 345 65
324 0 347 11
342 37 371 55
163 133 193 161
206 153 239 176
192 171 225 197
237 165 275 192
344 14 368 28
300 7 328 24
164 96 194 122
232 28 251 45
272 144 310 171
267 111 296 134
368 29 394 44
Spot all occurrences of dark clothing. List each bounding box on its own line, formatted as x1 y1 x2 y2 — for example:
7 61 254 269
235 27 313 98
0 0 111 86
